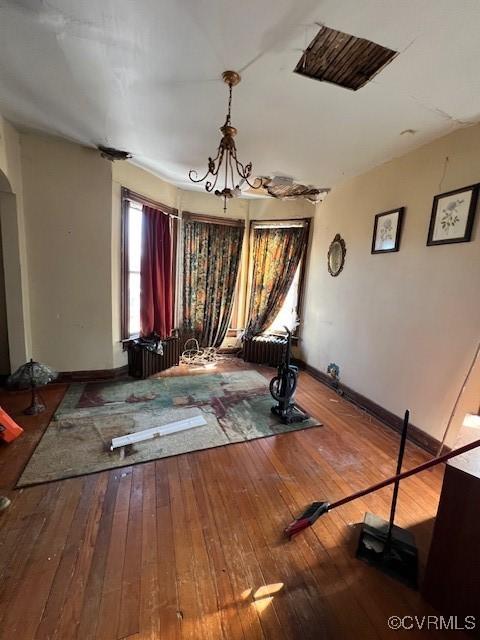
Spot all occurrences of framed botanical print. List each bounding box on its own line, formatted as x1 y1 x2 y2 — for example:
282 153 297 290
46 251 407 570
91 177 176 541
427 184 478 246
371 207 405 254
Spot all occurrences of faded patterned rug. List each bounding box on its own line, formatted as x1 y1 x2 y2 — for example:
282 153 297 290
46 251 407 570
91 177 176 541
17 370 320 486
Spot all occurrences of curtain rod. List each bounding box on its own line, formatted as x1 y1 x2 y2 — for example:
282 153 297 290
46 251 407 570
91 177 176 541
251 219 309 229
122 188 181 219
182 211 245 227
125 196 181 219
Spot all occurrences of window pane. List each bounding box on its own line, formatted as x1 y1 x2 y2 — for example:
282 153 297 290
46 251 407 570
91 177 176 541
128 205 142 273
267 263 301 334
129 272 141 336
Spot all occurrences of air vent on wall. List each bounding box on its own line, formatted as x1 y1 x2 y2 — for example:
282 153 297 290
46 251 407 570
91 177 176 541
294 25 397 91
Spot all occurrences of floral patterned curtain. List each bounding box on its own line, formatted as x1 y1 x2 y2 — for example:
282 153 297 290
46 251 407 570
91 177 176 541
183 220 244 347
245 225 308 337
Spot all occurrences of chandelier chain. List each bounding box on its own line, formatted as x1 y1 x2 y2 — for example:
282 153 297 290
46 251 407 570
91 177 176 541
226 82 233 126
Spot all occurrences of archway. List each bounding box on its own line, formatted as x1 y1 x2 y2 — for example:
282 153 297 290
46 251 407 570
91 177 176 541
0 193 10 374
0 168 31 372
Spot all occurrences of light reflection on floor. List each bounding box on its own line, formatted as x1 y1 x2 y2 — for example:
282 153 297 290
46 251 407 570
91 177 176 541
240 583 285 614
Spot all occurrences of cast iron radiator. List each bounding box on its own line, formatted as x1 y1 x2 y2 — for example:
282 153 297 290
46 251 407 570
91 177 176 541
242 334 287 367
128 335 180 379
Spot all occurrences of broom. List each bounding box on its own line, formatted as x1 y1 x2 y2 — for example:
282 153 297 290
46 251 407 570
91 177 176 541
284 433 480 539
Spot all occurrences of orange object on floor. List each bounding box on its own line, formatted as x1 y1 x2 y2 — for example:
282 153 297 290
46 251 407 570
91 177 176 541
0 406 24 443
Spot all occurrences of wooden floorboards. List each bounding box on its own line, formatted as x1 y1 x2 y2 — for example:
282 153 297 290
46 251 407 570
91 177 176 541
0 360 457 639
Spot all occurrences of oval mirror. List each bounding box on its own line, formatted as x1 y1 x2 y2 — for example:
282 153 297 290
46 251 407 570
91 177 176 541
327 234 346 277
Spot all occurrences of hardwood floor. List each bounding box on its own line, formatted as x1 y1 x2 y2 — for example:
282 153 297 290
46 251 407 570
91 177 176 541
0 360 459 639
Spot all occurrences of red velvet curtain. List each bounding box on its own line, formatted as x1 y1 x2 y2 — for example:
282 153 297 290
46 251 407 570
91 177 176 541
140 206 173 338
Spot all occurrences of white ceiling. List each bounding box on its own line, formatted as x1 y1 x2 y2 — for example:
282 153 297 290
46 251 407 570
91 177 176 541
1 0 480 192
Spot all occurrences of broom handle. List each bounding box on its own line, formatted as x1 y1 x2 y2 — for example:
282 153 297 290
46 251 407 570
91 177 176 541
386 410 409 541
437 340 480 456
329 437 480 511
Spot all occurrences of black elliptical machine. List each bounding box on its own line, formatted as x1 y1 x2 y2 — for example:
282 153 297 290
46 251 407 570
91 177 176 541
270 327 309 424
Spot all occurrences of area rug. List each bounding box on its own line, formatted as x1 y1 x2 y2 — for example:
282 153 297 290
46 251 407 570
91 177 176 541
17 370 321 486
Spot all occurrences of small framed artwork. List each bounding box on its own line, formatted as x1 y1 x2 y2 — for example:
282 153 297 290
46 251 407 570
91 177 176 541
427 184 478 246
371 207 405 254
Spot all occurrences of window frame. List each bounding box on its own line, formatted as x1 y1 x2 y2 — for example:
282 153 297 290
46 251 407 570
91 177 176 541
120 187 178 341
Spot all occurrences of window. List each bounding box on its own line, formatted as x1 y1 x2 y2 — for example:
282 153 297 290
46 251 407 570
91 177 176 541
266 261 302 334
121 188 177 340
126 200 142 337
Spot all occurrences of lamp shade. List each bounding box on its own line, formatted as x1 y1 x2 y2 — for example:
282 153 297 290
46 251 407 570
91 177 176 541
7 359 57 389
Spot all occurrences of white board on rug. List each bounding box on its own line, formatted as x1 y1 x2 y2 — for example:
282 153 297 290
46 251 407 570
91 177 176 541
110 414 207 451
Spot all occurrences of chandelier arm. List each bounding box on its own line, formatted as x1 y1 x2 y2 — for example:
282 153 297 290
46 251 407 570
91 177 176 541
209 144 223 166
231 147 250 178
206 172 218 192
231 148 261 189
234 158 250 178
188 143 223 183
206 157 223 192
188 167 211 183
214 146 226 177
232 159 259 190
243 175 263 190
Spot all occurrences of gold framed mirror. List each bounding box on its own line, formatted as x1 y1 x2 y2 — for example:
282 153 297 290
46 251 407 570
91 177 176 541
327 234 346 277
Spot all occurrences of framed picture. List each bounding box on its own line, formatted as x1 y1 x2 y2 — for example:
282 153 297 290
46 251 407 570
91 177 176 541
371 207 405 254
427 184 478 246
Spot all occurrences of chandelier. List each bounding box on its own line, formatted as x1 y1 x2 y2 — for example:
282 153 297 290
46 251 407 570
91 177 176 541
189 70 261 212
